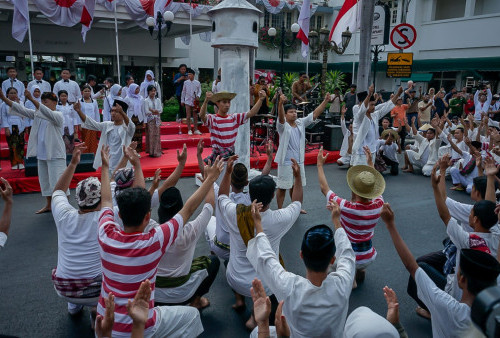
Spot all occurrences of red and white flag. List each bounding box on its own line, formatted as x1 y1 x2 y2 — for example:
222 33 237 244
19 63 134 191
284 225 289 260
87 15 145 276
12 0 30 43
296 0 310 58
329 0 361 46
81 0 96 42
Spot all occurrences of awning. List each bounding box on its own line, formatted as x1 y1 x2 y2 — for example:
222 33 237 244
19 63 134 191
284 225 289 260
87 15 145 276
401 73 433 82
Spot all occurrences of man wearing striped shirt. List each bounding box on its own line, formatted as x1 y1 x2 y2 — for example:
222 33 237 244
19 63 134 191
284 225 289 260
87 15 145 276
97 145 223 337
199 89 266 164
317 146 386 288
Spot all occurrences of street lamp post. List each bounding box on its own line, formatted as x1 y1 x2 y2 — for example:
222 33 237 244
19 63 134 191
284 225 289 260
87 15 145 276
371 45 385 90
146 10 174 99
267 14 300 88
309 26 352 95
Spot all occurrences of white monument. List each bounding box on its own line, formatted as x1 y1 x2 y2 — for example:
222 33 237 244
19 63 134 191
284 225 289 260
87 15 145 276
208 0 261 170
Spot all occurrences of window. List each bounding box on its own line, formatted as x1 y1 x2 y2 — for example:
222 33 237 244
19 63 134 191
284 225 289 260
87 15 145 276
475 0 500 15
434 0 465 20
310 14 324 61
271 14 280 29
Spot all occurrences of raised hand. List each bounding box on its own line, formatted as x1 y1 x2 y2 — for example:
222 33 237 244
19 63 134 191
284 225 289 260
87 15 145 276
250 199 263 225
383 286 400 325
0 89 5 101
124 145 141 166
101 145 110 168
129 141 138 151
363 146 374 167
275 300 290 337
205 91 213 102
430 162 441 188
225 155 239 175
324 92 331 102
341 105 347 115
205 156 224 181
266 140 274 158
197 139 204 157
258 90 267 100
177 143 187 164
95 293 115 338
70 142 87 165
327 200 341 222
152 168 162 186
24 89 32 101
73 100 81 112
317 146 329 166
368 84 375 94
380 203 395 225
279 94 287 103
0 178 13 204
250 278 271 326
484 156 498 177
126 280 151 327
438 154 451 172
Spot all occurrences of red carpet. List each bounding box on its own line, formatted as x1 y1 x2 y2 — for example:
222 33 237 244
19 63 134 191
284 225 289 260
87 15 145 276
1 122 339 194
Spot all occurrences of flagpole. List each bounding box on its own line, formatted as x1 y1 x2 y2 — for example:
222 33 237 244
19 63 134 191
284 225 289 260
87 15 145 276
352 0 358 83
114 2 121 84
27 15 34 80
189 0 193 69
306 52 309 76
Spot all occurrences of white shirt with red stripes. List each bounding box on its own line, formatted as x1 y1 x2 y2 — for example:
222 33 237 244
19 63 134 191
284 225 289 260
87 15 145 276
326 190 384 265
96 207 183 337
204 112 247 150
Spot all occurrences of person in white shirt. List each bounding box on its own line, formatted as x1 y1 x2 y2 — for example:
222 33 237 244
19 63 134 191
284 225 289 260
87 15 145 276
50 143 102 316
275 92 329 213
327 87 343 123
86 75 104 100
212 69 222 114
474 86 492 121
438 125 468 175
449 142 481 194
403 118 442 176
377 129 400 175
102 84 122 122
78 85 100 154
1 67 25 102
27 67 51 94
337 106 352 167
143 85 163 157
247 198 355 338
1 87 26 170
139 70 161 100
24 85 42 129
0 178 13 249
52 69 81 104
125 83 146 152
154 186 220 310
56 90 77 154
0 89 67 214
73 99 135 174
381 202 500 338
181 69 202 135
218 157 303 330
121 75 134 99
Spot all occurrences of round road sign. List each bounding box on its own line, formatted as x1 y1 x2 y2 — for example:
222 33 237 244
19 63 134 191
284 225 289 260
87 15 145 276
390 23 417 49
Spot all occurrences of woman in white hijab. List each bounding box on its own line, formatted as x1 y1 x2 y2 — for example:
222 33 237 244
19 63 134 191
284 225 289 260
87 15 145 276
102 84 122 122
139 70 161 100
24 85 42 130
125 83 146 152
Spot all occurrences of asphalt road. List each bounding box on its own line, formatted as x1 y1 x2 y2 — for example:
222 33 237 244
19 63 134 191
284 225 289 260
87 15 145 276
0 162 472 337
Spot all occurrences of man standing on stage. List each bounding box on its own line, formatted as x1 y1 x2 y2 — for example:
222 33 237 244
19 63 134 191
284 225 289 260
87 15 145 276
27 67 52 94
173 64 188 117
292 72 312 104
53 69 81 104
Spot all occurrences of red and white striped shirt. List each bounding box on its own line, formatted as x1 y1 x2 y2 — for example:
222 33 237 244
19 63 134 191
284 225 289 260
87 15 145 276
97 207 182 337
327 191 384 264
204 113 247 150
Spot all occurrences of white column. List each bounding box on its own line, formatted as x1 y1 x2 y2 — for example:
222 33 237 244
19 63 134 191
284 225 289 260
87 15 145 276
220 46 251 170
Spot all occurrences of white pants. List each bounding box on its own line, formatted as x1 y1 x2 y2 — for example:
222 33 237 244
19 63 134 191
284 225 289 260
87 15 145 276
277 163 306 190
38 158 67 197
450 167 475 194
337 154 351 166
205 216 230 261
148 306 204 338
406 150 434 176
350 152 375 166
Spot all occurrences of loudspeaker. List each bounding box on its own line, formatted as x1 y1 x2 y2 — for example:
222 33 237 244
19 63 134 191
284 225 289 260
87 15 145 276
322 125 343 151
24 153 96 177
305 119 324 134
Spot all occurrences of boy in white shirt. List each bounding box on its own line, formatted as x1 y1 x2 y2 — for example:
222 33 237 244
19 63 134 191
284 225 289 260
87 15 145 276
247 198 355 338
181 69 202 135
52 69 81 104
381 202 500 338
1 67 25 102
337 105 352 167
377 129 401 175
27 67 52 94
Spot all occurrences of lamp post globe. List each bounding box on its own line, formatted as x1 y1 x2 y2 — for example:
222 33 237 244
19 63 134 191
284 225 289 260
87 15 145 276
146 16 156 27
291 23 300 33
163 11 174 22
268 27 277 37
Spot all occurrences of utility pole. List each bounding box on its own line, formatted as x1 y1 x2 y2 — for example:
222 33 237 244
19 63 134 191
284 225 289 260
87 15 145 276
356 0 376 91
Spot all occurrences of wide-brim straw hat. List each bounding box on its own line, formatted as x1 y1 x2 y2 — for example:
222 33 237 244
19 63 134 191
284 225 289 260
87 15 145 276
211 91 237 102
347 165 386 200
419 123 434 132
381 129 399 140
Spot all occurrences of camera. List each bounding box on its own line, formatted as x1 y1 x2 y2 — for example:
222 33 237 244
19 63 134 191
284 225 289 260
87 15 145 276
471 286 500 337
96 83 107 91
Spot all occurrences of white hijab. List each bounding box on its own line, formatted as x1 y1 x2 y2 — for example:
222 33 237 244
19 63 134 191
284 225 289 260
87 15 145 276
128 83 143 118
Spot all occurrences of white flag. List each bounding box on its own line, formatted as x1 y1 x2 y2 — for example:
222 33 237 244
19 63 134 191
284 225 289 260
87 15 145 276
329 0 361 46
297 0 311 58
12 0 29 43
81 0 96 42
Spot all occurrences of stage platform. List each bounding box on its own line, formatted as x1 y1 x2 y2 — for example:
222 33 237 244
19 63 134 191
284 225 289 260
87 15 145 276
0 122 339 194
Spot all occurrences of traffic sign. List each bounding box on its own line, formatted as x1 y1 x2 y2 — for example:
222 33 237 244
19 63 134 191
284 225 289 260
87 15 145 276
390 23 417 50
386 52 413 78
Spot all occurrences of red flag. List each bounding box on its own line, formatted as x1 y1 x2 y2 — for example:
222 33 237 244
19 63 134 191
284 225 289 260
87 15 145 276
329 0 360 45
81 0 95 42
296 0 310 58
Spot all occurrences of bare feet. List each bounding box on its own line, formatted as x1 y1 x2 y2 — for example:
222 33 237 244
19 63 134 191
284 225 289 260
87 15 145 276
35 206 51 214
450 185 464 191
245 314 257 331
355 269 366 283
402 168 413 173
232 295 246 312
190 297 210 310
300 209 307 214
416 306 431 320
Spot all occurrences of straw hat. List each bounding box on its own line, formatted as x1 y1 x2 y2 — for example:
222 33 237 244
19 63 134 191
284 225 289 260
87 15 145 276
347 165 386 200
211 91 237 103
418 123 433 132
381 129 399 140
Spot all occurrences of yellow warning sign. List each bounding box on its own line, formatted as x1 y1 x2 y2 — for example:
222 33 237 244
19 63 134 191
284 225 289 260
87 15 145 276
387 53 413 66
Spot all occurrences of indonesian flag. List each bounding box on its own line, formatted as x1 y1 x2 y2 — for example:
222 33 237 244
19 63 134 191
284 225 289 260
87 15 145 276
154 0 174 16
329 0 361 46
81 0 96 42
296 0 310 58
12 0 29 43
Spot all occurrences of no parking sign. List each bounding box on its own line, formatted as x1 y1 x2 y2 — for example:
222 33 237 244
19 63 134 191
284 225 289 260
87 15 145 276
390 23 417 50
